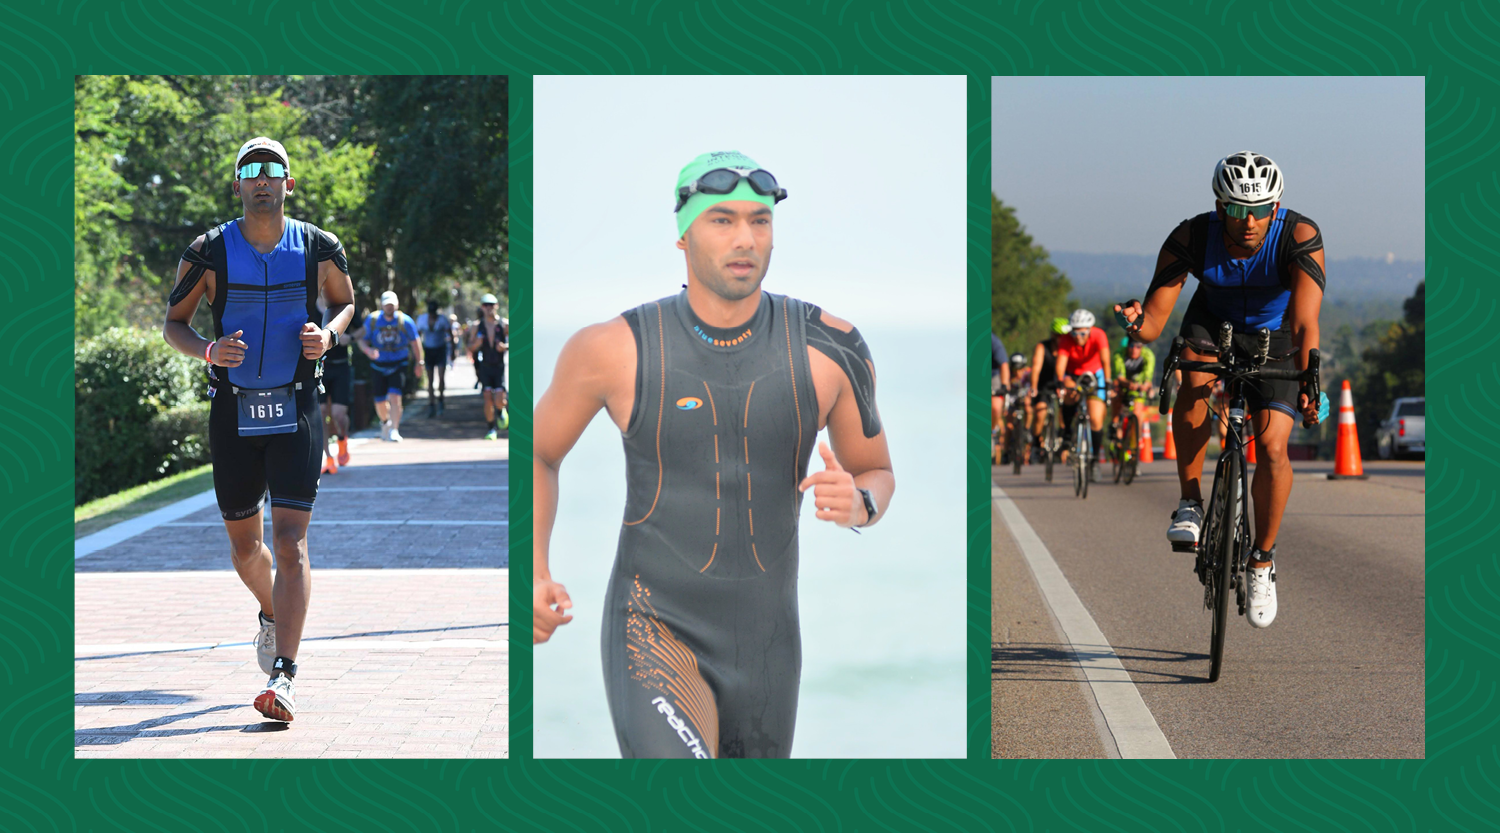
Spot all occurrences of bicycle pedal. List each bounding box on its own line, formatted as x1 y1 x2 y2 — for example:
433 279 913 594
1171 542 1198 554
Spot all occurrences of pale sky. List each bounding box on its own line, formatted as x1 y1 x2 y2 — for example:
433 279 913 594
992 76 1425 259
535 75 966 330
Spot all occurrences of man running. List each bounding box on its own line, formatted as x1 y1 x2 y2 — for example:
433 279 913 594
417 299 453 418
162 137 355 722
533 151 896 759
469 293 507 439
1115 151 1325 627
356 291 422 442
317 298 354 474
1054 308 1112 477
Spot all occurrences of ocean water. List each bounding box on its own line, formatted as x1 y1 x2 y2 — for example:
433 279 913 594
532 324 967 758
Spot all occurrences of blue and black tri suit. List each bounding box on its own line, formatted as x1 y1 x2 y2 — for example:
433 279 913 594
186 217 344 520
1147 207 1326 417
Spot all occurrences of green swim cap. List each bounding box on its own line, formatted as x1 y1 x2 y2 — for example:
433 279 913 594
675 150 777 238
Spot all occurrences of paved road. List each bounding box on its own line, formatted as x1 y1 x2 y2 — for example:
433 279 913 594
992 456 1424 759
76 364 507 758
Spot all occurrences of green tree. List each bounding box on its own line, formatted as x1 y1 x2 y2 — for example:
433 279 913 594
1351 281 1424 451
991 194 1073 354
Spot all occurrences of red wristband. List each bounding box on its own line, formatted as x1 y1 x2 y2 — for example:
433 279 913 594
205 341 214 365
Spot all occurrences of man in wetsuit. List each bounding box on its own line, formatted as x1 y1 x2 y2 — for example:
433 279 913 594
1115 151 1325 627
533 151 896 759
468 293 507 439
356 292 422 442
163 137 356 722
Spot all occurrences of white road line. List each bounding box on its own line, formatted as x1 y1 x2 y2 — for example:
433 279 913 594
160 520 508 527
76 639 506 656
74 491 219 560
992 485 1176 759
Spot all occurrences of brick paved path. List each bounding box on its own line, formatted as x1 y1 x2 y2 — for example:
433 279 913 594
75 363 507 758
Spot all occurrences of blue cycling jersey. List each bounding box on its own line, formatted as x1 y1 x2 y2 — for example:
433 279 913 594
1199 208 1292 330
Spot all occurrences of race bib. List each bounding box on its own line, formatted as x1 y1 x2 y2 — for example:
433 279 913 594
237 386 298 436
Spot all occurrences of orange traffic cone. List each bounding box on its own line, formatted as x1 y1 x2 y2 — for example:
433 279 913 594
1328 379 1368 480
1163 418 1177 460
1139 418 1154 463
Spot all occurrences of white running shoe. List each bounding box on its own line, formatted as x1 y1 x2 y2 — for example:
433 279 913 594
253 612 276 675
1167 499 1203 545
389 428 403 442
253 674 296 722
1247 559 1278 628
380 420 392 442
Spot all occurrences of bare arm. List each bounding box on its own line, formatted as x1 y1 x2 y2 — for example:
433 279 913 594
163 234 247 366
1030 342 1046 396
1115 223 1193 343
802 310 895 528
1288 222 1326 422
533 317 636 642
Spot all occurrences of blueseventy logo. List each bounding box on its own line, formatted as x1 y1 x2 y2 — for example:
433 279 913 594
651 696 710 758
676 397 703 410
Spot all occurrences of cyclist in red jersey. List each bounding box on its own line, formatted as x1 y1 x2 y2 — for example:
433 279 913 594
1054 309 1112 476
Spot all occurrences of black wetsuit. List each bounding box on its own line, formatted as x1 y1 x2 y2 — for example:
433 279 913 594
605 290 823 759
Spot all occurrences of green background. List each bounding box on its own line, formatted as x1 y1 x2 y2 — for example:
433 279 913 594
5 1 1468 829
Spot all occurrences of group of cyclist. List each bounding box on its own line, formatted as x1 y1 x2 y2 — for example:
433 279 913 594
994 150 1328 632
992 311 1157 478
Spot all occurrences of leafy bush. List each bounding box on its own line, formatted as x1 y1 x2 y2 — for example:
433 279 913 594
75 327 207 503
148 402 212 478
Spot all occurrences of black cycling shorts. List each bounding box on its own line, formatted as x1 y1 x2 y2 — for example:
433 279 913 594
209 384 323 520
423 345 447 370
371 365 406 401
477 361 505 392
319 360 352 407
1180 290 1299 418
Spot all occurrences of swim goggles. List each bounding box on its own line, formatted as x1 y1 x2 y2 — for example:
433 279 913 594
675 168 788 212
237 161 288 180
1221 201 1276 220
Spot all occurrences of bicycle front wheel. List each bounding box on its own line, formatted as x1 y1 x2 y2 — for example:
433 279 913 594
1074 417 1090 499
1123 412 1141 485
1044 406 1057 483
1207 450 1241 682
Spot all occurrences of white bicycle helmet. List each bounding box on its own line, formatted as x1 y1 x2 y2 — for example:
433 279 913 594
1068 309 1096 330
1212 151 1283 206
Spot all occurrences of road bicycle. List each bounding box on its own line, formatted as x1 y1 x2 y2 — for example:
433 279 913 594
1158 323 1320 682
1039 384 1062 483
1068 374 1097 499
1109 387 1142 485
1005 385 1030 475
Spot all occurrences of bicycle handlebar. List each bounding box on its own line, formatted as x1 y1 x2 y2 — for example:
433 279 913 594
1157 336 1323 427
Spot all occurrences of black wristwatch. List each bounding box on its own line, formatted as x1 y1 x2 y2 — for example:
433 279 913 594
856 488 878 528
327 328 340 347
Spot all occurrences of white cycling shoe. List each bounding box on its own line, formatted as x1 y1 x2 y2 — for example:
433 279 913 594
1246 556 1278 628
1167 499 1203 546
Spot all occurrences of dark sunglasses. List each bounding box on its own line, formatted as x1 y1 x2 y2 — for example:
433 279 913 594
237 161 288 180
675 168 787 212
1222 202 1275 220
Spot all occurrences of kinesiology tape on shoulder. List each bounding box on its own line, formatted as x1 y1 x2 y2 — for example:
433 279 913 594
805 306 882 438
1145 218 1199 300
1283 220 1326 291
314 229 349 274
169 244 215 307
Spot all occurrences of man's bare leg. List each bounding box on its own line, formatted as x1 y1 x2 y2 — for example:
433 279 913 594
225 512 274 617
1249 410 1296 560
1173 353 1218 503
269 506 313 660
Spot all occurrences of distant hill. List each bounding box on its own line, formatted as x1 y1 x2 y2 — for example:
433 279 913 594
1052 252 1424 306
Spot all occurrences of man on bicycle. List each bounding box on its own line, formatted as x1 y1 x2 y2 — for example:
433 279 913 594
1054 309 1111 479
991 333 1011 459
1028 318 1070 459
1115 151 1325 628
1109 336 1156 459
